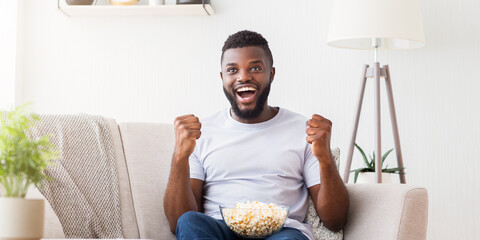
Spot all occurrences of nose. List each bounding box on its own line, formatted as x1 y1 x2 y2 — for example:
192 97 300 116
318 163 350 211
235 69 252 82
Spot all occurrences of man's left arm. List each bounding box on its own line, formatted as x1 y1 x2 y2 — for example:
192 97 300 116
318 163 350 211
306 114 349 232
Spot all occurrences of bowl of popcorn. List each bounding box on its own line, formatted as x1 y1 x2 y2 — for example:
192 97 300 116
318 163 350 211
219 201 290 239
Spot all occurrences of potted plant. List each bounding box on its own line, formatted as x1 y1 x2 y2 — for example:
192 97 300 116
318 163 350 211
0 105 57 240
350 143 404 183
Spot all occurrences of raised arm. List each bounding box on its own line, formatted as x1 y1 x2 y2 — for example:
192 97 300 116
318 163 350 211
163 114 204 233
306 114 349 232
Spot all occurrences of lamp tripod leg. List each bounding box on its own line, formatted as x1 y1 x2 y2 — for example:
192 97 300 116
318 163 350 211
343 65 369 183
384 65 406 183
374 63 382 183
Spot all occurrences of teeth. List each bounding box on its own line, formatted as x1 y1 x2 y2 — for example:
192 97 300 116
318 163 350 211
237 87 256 92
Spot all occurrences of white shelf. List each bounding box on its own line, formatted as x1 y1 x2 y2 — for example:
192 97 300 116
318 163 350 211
58 3 214 17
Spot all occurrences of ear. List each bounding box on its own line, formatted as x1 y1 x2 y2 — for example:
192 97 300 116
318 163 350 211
270 67 276 83
220 71 223 81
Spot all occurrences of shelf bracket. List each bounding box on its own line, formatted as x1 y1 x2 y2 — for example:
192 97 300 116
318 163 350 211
57 0 70 17
202 0 210 16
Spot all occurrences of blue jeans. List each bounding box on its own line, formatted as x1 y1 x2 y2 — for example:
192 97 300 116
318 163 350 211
176 211 308 240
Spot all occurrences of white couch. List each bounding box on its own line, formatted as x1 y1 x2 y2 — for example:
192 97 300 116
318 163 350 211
28 118 429 240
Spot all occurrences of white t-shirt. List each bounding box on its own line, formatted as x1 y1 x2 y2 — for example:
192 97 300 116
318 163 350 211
189 107 320 240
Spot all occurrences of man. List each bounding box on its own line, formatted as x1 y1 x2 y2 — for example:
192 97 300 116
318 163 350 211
164 30 348 240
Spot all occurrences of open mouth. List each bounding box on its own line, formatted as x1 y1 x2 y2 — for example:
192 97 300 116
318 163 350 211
236 86 257 104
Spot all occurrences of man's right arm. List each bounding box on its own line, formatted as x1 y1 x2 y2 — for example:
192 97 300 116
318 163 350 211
163 114 203 233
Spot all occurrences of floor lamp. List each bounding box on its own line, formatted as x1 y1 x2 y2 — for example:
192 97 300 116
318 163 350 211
327 0 425 183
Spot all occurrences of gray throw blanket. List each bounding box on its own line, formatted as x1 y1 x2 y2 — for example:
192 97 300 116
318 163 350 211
29 114 123 238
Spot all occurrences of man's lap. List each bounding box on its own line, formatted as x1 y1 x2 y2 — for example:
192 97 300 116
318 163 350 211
176 211 308 240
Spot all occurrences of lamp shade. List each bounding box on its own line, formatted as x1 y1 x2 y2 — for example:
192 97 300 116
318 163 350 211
327 0 425 50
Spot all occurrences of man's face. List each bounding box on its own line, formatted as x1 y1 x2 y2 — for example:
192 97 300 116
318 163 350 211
220 46 275 120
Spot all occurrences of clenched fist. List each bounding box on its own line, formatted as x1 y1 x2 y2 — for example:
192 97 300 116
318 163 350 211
306 114 332 164
174 114 202 160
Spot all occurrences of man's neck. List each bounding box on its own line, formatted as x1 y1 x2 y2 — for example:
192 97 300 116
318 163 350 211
230 105 279 124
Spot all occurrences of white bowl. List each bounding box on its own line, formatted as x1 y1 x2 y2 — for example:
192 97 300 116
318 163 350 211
219 203 289 239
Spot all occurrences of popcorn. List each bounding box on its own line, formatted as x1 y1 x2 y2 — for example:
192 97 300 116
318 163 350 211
220 201 289 238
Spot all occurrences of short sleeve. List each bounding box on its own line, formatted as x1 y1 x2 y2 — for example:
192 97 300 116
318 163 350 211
189 151 205 180
303 144 321 188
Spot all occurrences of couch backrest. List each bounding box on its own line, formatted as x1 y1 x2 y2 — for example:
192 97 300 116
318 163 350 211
118 122 176 240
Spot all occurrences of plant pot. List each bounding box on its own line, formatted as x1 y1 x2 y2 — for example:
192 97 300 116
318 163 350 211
176 0 209 4
0 198 44 240
355 172 392 184
66 0 97 5
109 0 139 5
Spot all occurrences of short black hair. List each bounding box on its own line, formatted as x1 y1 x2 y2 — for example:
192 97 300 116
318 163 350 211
221 30 274 68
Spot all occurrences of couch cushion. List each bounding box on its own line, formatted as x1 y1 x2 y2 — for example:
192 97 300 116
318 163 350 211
119 122 176 240
344 184 428 240
107 118 140 239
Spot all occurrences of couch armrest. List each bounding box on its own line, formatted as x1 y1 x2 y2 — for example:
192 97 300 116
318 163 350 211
344 184 428 240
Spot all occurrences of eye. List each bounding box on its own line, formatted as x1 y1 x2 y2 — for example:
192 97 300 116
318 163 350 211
251 66 262 71
227 68 237 73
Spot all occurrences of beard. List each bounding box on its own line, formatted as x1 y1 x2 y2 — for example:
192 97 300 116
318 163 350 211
223 82 271 120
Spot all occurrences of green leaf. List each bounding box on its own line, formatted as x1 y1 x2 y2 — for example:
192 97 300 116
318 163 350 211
354 143 372 169
0 103 57 197
382 167 405 173
353 170 360 183
382 148 394 165
350 167 373 173
353 143 405 176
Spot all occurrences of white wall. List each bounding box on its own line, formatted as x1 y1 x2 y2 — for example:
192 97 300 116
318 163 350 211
0 1 19 109
15 0 480 239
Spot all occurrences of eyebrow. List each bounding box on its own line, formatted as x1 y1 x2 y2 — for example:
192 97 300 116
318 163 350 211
249 60 264 65
225 63 237 67
225 60 264 67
